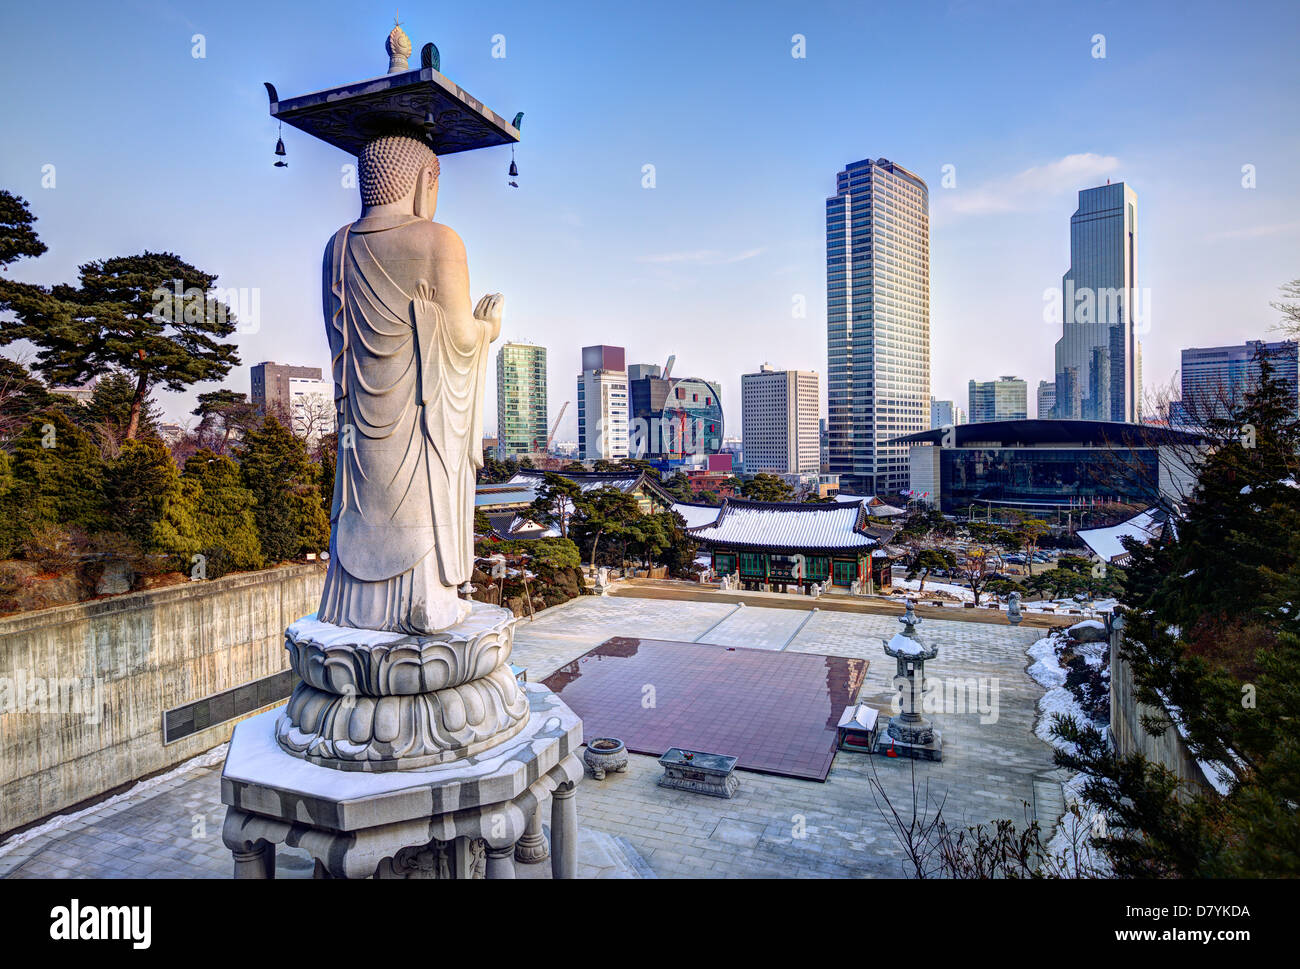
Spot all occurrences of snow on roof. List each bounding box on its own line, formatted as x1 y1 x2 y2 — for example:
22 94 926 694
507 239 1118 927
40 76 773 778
501 515 560 540
507 470 643 493
687 498 878 551
835 493 906 517
885 630 936 658
671 501 724 529
1077 508 1164 563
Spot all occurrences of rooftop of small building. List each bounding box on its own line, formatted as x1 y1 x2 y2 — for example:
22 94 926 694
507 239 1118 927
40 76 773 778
890 418 1205 448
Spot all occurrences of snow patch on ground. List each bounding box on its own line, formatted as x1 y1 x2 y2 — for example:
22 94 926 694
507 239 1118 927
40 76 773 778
894 578 974 601
1025 632 1113 876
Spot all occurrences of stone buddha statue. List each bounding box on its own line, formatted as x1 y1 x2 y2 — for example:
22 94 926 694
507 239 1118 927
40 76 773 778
317 130 503 634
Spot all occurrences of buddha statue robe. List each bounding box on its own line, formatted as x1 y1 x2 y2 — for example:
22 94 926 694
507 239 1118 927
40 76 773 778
317 215 489 633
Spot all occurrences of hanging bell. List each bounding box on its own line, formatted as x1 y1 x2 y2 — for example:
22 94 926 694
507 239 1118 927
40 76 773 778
508 158 518 178
273 136 287 168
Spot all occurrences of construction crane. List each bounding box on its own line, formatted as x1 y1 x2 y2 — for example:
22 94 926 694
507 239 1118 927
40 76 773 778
544 400 569 453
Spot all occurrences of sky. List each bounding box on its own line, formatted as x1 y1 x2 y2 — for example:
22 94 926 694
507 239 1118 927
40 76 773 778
1 0 1298 437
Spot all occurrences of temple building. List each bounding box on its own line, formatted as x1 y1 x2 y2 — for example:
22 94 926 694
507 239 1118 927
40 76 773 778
673 498 895 594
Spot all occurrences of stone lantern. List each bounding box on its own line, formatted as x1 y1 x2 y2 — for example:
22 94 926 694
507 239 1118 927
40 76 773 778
875 600 944 761
1006 591 1023 626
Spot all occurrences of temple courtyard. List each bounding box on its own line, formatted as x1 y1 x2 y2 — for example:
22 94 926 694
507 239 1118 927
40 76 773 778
0 592 1063 879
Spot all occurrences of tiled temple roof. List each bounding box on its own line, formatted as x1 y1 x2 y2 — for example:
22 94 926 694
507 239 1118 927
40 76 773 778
682 498 879 552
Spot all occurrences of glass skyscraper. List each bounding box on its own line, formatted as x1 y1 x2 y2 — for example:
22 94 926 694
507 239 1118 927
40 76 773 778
967 376 1028 423
1053 182 1141 422
496 342 548 457
1172 339 1300 424
826 158 930 495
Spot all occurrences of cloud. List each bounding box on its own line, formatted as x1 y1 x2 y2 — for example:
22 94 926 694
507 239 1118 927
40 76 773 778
945 153 1122 216
637 248 765 265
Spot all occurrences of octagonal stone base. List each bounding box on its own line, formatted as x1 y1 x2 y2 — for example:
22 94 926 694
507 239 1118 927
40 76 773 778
875 722 944 762
221 682 583 879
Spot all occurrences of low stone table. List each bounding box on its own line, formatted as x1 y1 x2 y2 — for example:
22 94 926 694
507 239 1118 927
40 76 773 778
221 683 582 878
657 748 739 799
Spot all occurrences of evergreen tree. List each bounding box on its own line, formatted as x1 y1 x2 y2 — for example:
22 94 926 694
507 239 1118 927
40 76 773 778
528 472 583 539
104 438 183 550
0 410 106 554
572 487 641 570
0 357 64 441
0 251 241 440
192 389 259 455
238 416 329 564
177 449 264 575
0 190 47 270
740 473 795 502
81 371 164 449
1055 349 1300 876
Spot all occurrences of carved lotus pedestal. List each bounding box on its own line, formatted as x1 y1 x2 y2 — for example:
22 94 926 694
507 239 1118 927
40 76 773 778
220 604 583 879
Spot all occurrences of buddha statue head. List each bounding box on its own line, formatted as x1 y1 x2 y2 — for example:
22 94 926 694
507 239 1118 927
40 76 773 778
358 132 440 219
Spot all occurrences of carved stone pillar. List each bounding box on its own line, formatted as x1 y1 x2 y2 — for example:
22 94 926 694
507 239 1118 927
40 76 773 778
485 844 516 879
550 780 578 879
232 842 274 879
515 803 549 864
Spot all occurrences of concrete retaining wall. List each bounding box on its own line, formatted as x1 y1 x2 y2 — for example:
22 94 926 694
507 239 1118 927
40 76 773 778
0 564 325 837
1109 621 1215 795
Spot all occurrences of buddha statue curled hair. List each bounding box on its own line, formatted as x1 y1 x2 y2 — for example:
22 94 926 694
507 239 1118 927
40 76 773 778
358 133 440 207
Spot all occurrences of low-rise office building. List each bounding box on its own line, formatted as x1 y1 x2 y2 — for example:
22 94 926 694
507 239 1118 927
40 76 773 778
895 419 1201 515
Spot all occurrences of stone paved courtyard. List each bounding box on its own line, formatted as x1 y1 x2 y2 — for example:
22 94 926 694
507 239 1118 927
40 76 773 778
0 593 1060 879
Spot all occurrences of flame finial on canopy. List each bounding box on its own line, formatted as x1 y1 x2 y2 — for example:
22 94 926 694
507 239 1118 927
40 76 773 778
386 14 412 73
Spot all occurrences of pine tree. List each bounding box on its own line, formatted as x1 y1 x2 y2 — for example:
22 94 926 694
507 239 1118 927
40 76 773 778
0 251 241 440
82 372 164 451
0 410 106 554
0 190 47 270
104 438 183 550
238 416 329 564
1055 348 1300 876
183 450 263 568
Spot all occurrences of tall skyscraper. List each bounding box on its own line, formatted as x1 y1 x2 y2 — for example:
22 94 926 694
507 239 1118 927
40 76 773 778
740 364 820 474
826 158 930 495
1173 339 1300 424
968 377 1028 423
496 342 548 457
577 345 628 461
1036 380 1056 420
1052 182 1141 422
929 398 965 429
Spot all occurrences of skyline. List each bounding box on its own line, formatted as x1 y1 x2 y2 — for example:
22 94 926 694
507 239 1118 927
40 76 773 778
1 0 1298 439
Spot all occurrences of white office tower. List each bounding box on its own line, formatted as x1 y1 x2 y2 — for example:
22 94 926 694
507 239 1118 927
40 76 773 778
741 364 820 474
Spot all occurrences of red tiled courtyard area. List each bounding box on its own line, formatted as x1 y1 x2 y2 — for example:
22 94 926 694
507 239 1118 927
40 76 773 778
542 637 869 781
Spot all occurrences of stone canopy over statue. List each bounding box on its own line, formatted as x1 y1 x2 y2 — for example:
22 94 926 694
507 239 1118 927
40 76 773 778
317 130 501 634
